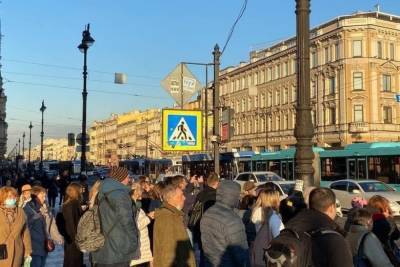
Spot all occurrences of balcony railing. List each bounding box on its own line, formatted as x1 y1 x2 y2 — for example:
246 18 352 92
349 122 369 133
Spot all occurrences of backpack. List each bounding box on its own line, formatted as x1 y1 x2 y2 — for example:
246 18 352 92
251 209 274 267
75 190 117 253
188 199 204 231
265 228 340 267
353 233 372 267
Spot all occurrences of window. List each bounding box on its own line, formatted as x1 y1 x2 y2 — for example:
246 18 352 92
268 92 272 107
284 114 289 130
241 99 246 112
276 115 281 131
353 72 363 90
347 182 359 193
311 110 316 126
275 90 280 105
292 86 297 102
328 107 336 125
325 47 329 63
390 43 395 60
383 106 392 124
335 43 340 60
354 105 364 122
284 88 288 104
236 174 250 181
261 94 265 108
292 58 297 74
275 65 280 79
311 51 317 68
330 181 348 191
329 77 335 94
283 62 288 77
377 41 383 59
311 81 316 98
267 68 272 81
383 74 392 92
352 40 362 57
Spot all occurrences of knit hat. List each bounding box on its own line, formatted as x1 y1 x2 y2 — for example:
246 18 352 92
109 167 129 182
243 181 256 192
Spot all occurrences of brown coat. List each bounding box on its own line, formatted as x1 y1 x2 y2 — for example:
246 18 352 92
153 202 196 267
0 207 32 267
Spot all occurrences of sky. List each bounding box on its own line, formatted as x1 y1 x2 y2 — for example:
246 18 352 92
1 0 400 154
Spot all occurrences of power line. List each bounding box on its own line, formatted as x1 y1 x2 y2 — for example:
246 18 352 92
3 58 162 80
221 0 249 55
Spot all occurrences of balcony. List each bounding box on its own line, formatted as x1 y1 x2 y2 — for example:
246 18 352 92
349 122 369 133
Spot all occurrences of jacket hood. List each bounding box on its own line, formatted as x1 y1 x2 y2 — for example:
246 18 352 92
100 178 130 196
216 180 241 208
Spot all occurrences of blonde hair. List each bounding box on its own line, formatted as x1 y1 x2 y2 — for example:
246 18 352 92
252 189 281 218
131 182 142 201
0 186 18 206
89 181 101 208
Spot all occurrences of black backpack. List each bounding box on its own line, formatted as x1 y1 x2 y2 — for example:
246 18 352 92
353 233 372 267
265 228 340 267
188 200 204 231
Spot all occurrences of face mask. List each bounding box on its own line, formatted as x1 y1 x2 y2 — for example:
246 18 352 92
135 200 142 210
5 198 16 208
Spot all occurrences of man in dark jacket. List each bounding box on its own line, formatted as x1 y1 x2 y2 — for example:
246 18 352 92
191 173 219 267
92 167 138 267
200 180 249 267
286 187 352 267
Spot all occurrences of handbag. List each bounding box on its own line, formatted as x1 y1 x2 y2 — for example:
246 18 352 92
44 216 55 253
0 228 11 260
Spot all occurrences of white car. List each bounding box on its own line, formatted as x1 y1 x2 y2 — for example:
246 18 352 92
234 171 283 188
329 179 400 216
256 181 296 198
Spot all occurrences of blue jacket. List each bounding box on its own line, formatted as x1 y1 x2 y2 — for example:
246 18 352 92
92 178 139 265
200 180 249 267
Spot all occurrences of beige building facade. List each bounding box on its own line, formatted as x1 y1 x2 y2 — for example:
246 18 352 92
29 138 76 161
219 11 400 152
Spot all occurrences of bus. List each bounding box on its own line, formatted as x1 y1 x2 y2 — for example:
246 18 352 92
119 158 173 180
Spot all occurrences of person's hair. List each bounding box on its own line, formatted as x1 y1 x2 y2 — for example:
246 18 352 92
207 173 219 187
352 208 372 226
89 180 101 208
279 195 307 224
31 186 47 197
130 182 142 200
64 183 82 205
239 195 256 210
162 184 180 202
165 175 185 188
139 176 150 183
151 182 166 200
309 187 336 213
368 195 390 214
0 186 18 205
252 189 281 220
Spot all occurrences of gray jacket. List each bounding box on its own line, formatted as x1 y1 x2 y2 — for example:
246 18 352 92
92 178 139 265
200 180 249 267
346 224 393 267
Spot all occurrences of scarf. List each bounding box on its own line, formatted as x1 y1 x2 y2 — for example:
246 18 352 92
0 206 17 223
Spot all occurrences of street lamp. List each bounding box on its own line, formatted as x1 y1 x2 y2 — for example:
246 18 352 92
22 132 25 160
40 100 46 172
28 122 33 164
294 0 315 188
78 23 95 174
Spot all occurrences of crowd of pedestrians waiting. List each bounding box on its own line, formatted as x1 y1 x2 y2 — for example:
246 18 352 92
1 166 400 267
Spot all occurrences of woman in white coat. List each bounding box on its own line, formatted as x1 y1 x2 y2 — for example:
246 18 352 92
130 182 153 267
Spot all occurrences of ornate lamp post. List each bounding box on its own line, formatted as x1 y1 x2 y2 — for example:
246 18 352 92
294 0 315 188
77 24 95 174
22 132 25 159
28 122 33 164
40 100 46 172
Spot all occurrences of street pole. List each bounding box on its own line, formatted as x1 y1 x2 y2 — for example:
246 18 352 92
205 66 209 152
28 122 33 164
18 138 20 156
22 132 25 160
213 44 221 175
78 24 95 174
294 0 315 188
40 100 46 173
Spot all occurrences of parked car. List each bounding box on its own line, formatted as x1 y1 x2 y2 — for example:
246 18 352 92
234 171 283 188
329 179 400 216
256 181 296 198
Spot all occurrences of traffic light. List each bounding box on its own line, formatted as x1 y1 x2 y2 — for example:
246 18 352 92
68 133 75 146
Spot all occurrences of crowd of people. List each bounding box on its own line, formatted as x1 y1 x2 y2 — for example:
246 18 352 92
1 166 400 267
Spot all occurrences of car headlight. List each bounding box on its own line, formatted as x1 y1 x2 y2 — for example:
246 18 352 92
389 202 400 213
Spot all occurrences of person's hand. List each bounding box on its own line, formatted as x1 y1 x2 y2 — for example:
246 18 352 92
147 211 155 219
197 176 204 184
190 175 197 184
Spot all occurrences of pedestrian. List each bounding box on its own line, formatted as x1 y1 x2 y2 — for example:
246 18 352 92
344 196 368 233
0 186 32 267
57 171 70 206
345 208 393 267
237 193 257 247
79 174 89 206
147 181 165 253
278 193 307 224
91 167 139 267
47 176 59 209
24 186 63 267
241 181 257 199
18 184 32 208
368 195 400 265
251 189 284 234
250 189 284 267
200 180 250 267
139 176 152 214
283 187 352 267
189 173 219 267
153 184 196 267
62 183 84 267
130 182 153 267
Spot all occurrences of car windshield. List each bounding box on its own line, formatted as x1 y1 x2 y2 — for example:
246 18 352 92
279 183 295 194
256 173 281 182
359 182 394 192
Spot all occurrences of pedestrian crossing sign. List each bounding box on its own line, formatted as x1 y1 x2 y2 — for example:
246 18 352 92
162 109 203 151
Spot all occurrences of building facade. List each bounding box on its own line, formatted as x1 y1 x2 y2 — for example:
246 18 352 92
219 11 400 152
29 138 76 161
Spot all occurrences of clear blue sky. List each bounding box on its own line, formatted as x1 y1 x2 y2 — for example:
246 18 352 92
1 0 399 153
